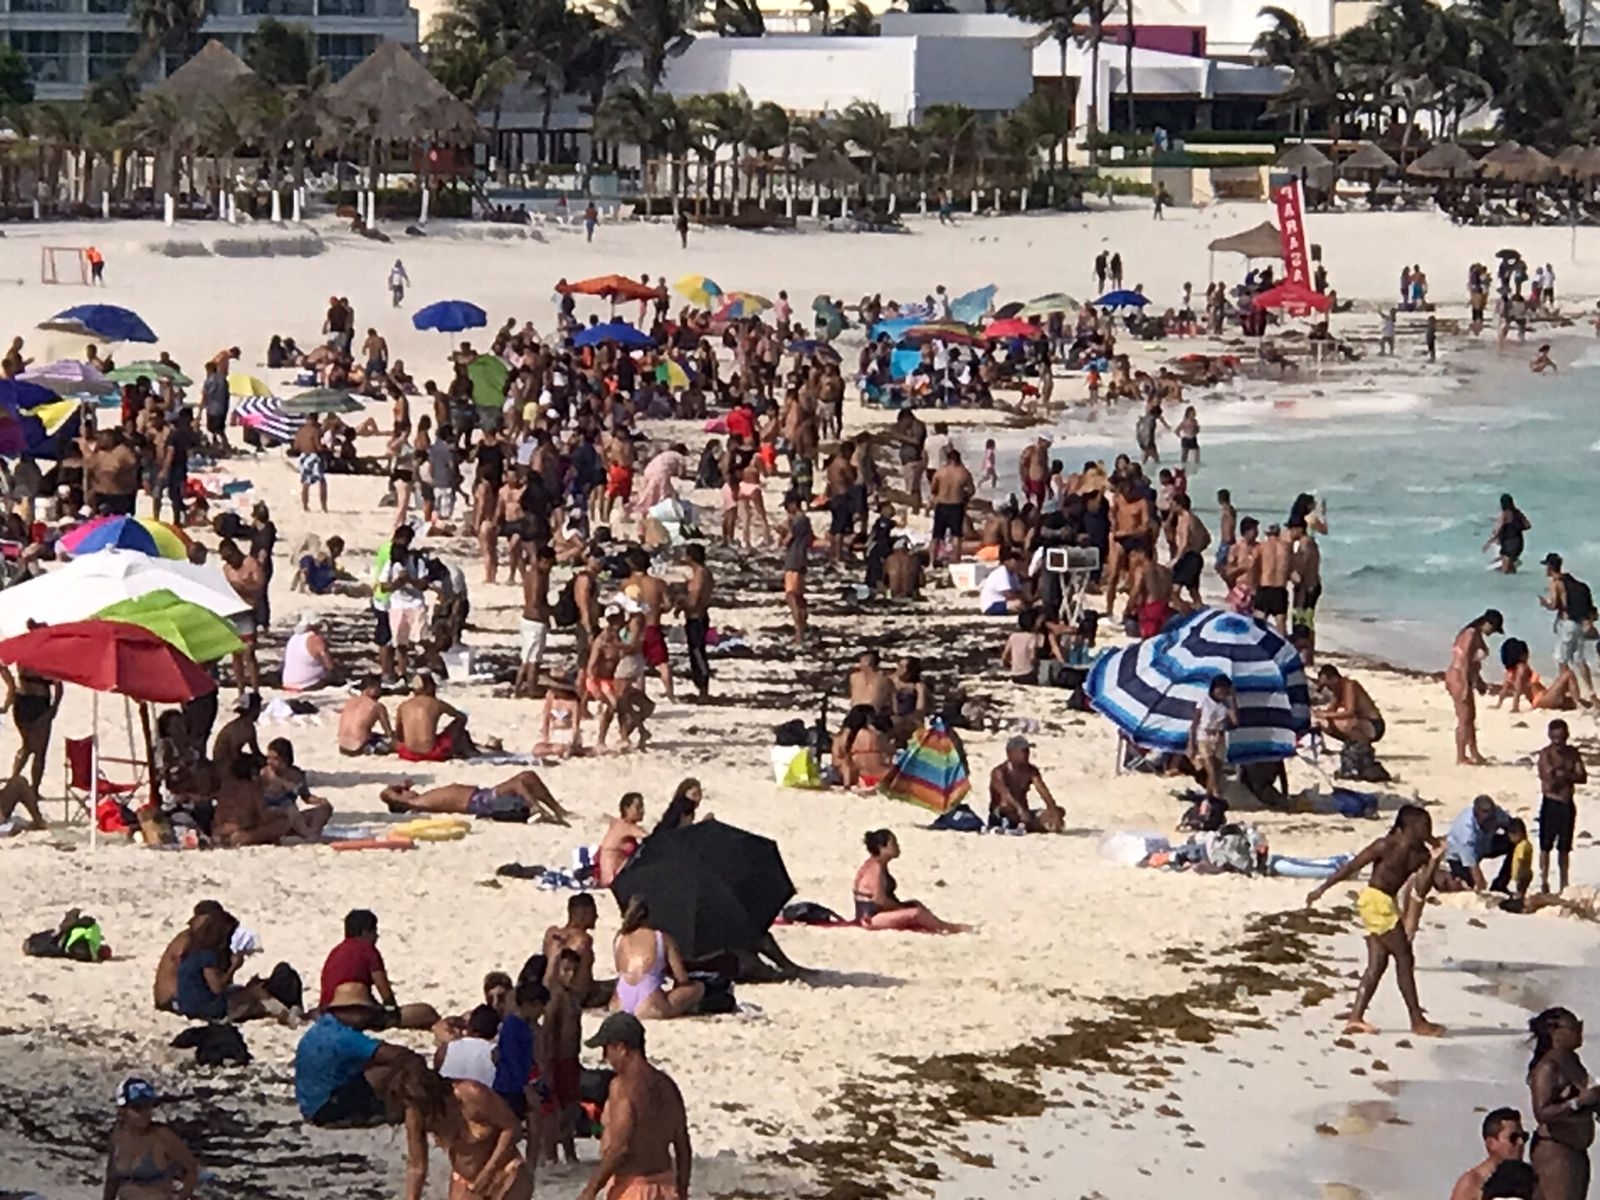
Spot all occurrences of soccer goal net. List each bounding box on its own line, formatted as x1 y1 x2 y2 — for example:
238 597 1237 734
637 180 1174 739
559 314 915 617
41 246 90 285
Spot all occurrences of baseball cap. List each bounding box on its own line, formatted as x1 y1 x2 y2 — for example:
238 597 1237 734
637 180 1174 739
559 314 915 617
115 1077 159 1108
585 1011 646 1050
1006 734 1032 753
1542 553 1563 569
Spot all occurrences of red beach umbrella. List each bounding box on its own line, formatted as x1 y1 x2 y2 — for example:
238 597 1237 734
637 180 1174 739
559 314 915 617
1252 282 1331 315
0 620 216 703
983 318 1045 341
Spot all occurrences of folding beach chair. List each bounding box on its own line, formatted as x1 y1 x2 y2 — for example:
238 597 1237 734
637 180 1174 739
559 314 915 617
63 736 143 825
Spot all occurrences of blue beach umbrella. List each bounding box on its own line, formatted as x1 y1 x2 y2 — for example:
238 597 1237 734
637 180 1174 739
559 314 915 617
39 304 157 343
787 339 840 362
1085 608 1311 764
412 300 488 333
1093 289 1150 309
949 284 997 325
572 321 654 350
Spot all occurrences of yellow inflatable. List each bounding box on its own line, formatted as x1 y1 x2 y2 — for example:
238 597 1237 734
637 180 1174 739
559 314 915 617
390 817 470 842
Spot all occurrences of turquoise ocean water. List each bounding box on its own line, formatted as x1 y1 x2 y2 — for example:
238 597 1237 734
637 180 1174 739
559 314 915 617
987 340 1600 672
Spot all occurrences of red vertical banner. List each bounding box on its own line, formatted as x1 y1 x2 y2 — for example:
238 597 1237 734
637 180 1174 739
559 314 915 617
1273 181 1310 286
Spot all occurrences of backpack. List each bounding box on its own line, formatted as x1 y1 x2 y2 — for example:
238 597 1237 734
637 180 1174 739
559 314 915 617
551 576 580 629
1564 574 1597 623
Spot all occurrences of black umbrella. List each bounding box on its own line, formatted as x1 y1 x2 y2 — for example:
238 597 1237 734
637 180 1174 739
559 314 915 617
611 822 794 959
992 301 1024 320
1497 248 1523 260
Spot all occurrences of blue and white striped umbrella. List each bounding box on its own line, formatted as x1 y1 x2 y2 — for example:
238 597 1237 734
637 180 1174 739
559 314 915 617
235 396 300 445
1086 608 1312 763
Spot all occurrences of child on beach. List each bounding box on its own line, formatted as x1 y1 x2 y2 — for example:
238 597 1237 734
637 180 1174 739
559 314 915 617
1188 676 1237 800
979 439 998 491
540 949 584 1164
1306 803 1448 1038
1086 367 1102 405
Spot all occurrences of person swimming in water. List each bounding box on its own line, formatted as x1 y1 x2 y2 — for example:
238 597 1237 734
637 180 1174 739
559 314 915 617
1484 494 1531 574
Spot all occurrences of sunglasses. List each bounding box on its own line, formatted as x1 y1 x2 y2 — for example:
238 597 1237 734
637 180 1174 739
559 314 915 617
1509 1131 1530 1145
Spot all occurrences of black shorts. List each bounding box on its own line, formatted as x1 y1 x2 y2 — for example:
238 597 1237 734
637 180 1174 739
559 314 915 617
1180 437 1199 453
101 492 136 516
311 1074 393 1129
931 502 965 542
1540 796 1576 853
1254 585 1289 617
1172 550 1203 590
1293 583 1323 613
206 411 227 436
373 609 393 648
828 496 854 536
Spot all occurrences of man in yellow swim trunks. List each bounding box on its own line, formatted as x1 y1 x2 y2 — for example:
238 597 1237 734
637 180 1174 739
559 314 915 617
1306 803 1448 1038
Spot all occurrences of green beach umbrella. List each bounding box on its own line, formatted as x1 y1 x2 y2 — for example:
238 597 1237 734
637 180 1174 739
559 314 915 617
95 588 244 663
106 361 192 386
1017 293 1079 318
467 354 510 409
282 388 363 416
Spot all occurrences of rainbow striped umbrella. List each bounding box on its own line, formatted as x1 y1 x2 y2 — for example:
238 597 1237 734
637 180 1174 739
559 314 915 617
59 516 193 560
877 718 970 813
716 292 772 321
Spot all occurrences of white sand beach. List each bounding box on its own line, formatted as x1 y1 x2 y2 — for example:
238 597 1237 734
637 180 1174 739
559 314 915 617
0 203 1597 1200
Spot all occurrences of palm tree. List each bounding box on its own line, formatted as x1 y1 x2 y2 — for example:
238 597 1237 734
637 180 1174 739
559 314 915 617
120 92 187 197
1001 0 1082 107
706 0 764 36
684 89 752 204
127 0 210 73
1022 88 1073 174
919 102 975 184
839 98 892 193
609 0 701 91
745 99 788 200
245 18 313 86
829 1 880 34
594 84 695 197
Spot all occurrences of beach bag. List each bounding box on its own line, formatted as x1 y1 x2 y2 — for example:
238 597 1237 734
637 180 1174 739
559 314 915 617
263 962 303 1012
690 974 737 1015
171 1024 251 1067
780 901 848 926
771 719 810 747
551 577 580 628
1179 796 1228 833
929 804 985 833
24 911 105 961
1564 574 1597 622
769 745 821 789
1336 741 1390 783
1327 787 1380 819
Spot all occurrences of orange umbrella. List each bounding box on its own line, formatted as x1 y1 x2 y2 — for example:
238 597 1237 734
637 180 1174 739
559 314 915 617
555 274 662 303
983 318 1045 341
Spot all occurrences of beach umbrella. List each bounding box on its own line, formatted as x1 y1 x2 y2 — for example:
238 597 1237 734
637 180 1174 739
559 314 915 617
656 359 691 389
949 284 997 325
715 292 772 321
557 275 660 303
412 300 488 334
235 396 300 443
877 718 971 813
38 304 157 343
466 354 510 409
1407 141 1476 178
1094 289 1150 309
1017 293 1080 317
1479 141 1556 183
95 589 243 664
0 378 59 409
993 301 1024 319
1339 141 1399 174
611 821 794 958
572 321 654 350
0 384 82 460
20 360 116 396
898 322 984 348
787 339 840 362
1252 281 1331 314
673 274 722 307
1085 608 1311 764
983 318 1044 341
0 549 246 638
0 405 28 456
0 620 214 703
281 388 362 416
1275 142 1333 171
226 373 274 398
812 296 845 340
59 516 192 561
106 361 190 386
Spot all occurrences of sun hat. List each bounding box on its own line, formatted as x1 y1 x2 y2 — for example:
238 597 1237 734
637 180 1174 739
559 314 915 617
115 1077 159 1108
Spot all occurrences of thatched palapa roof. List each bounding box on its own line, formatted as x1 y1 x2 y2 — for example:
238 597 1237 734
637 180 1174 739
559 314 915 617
1339 141 1398 173
1207 221 1283 260
1275 142 1332 171
149 39 260 108
1555 144 1600 179
1478 141 1556 182
1406 141 1477 178
326 41 480 144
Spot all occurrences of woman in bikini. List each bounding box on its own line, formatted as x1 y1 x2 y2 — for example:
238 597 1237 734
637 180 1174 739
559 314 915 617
610 897 703 1020
104 1077 199 1200
1447 610 1503 766
1528 1006 1600 1200
395 1060 534 1200
1496 638 1584 713
853 830 968 933
2 657 61 791
831 705 893 789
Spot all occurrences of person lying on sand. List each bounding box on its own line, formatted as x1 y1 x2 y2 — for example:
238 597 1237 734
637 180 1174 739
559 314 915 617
380 771 569 826
395 673 478 762
1305 803 1447 1037
988 736 1064 833
853 830 968 933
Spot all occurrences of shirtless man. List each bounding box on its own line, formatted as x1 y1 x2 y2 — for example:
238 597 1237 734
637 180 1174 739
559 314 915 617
1222 516 1260 592
848 650 895 719
601 426 636 526
543 892 604 1006
1290 518 1323 658
1105 478 1153 607
823 444 858 564
1316 666 1384 746
1018 435 1052 508
515 543 554 698
339 676 394 755
1449 1109 1528 1200
1252 524 1294 634
681 545 714 699
540 950 584 1162
626 550 675 702
929 450 975 551
893 408 929 511
573 544 605 694
380 770 569 825
83 429 139 515
988 736 1064 833
218 538 264 695
1306 803 1447 1037
154 900 226 1010
586 608 628 749
395 673 476 762
1447 610 1503 766
404 1071 534 1200
1169 493 1210 607
577 1013 692 1200
495 470 529 587
214 754 295 847
1214 488 1238 580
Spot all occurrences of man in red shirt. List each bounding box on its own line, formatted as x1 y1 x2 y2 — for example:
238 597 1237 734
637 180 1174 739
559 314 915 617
319 909 439 1029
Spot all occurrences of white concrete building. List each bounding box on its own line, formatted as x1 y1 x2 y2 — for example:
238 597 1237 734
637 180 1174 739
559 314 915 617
1 0 418 101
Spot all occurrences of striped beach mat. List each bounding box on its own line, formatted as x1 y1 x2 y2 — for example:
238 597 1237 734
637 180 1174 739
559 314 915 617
235 396 299 444
1086 608 1311 764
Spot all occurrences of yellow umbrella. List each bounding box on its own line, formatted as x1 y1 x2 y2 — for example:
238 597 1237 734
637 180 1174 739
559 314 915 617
673 274 722 308
227 373 274 398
